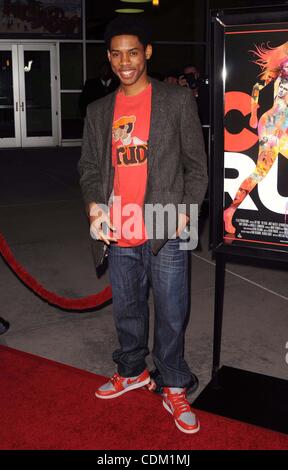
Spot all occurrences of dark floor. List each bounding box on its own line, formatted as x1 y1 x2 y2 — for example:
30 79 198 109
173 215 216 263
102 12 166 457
0 147 287 400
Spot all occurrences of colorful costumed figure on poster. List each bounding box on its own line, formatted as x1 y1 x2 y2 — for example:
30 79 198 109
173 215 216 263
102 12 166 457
224 41 288 234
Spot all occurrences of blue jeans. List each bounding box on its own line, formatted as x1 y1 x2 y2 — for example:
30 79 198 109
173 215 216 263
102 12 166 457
108 238 193 388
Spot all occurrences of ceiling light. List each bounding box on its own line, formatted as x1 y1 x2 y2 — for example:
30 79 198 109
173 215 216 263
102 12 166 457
120 1 152 3
115 9 145 13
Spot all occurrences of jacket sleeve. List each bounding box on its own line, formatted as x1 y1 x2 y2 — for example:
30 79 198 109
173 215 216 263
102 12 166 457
78 105 105 211
180 90 208 212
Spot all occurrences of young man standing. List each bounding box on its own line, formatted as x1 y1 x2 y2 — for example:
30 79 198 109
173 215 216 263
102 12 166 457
78 15 208 434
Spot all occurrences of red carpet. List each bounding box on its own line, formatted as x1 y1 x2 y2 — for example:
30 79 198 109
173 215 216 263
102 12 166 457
1 345 288 450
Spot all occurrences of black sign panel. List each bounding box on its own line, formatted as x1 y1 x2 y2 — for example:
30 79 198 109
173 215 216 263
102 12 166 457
0 0 81 38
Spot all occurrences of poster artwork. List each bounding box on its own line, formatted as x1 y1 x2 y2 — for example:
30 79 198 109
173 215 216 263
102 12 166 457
223 26 288 249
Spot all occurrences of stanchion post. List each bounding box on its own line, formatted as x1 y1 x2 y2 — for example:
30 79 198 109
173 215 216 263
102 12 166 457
212 251 226 385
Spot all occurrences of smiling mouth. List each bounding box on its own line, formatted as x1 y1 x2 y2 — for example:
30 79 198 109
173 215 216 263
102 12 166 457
119 70 135 78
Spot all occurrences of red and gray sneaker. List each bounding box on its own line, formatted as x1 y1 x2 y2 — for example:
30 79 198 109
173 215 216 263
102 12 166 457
162 387 200 434
95 369 150 399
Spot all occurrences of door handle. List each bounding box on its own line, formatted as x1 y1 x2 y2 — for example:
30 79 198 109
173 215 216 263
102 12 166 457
20 102 24 112
15 102 19 112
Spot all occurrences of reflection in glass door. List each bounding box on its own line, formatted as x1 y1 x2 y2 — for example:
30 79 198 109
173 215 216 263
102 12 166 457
0 43 58 148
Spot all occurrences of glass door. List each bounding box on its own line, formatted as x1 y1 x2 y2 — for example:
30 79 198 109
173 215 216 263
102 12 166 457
0 45 20 147
18 44 58 147
0 43 58 148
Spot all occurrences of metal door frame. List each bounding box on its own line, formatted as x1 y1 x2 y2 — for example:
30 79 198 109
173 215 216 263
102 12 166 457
0 42 58 148
0 44 21 147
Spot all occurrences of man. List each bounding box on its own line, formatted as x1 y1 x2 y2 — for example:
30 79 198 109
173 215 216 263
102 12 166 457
178 64 200 98
78 61 119 118
78 15 208 434
179 64 209 125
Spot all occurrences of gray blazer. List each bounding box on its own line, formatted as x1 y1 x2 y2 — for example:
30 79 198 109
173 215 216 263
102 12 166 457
78 77 208 267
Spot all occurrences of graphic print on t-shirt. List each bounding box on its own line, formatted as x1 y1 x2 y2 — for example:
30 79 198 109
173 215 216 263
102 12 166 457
112 115 147 167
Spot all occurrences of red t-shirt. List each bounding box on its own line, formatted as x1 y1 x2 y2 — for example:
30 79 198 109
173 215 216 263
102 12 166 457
110 83 151 247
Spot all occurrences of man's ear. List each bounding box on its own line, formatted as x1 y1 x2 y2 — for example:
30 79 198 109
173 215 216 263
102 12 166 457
145 44 152 60
107 50 111 62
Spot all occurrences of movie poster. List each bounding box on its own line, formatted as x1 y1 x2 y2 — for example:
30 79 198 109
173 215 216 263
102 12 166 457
223 24 288 250
0 0 81 37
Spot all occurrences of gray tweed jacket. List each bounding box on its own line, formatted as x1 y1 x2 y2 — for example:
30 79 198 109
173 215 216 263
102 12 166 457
78 77 208 267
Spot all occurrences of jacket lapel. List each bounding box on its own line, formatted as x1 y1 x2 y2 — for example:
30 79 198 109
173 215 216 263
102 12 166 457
100 90 117 202
148 78 169 178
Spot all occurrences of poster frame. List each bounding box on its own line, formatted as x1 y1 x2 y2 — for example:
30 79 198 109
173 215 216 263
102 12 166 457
210 5 288 263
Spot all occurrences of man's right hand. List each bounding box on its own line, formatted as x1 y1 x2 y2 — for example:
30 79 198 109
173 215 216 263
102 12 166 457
88 203 118 245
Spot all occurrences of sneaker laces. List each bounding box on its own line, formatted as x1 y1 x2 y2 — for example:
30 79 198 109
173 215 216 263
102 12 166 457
167 391 191 414
111 373 121 385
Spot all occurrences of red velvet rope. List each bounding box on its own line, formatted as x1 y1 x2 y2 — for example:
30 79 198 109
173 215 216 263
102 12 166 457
0 233 112 310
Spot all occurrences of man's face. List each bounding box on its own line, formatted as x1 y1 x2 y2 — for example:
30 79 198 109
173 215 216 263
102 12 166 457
107 35 152 89
278 81 288 99
281 60 288 79
262 70 276 84
112 125 128 142
183 66 200 80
